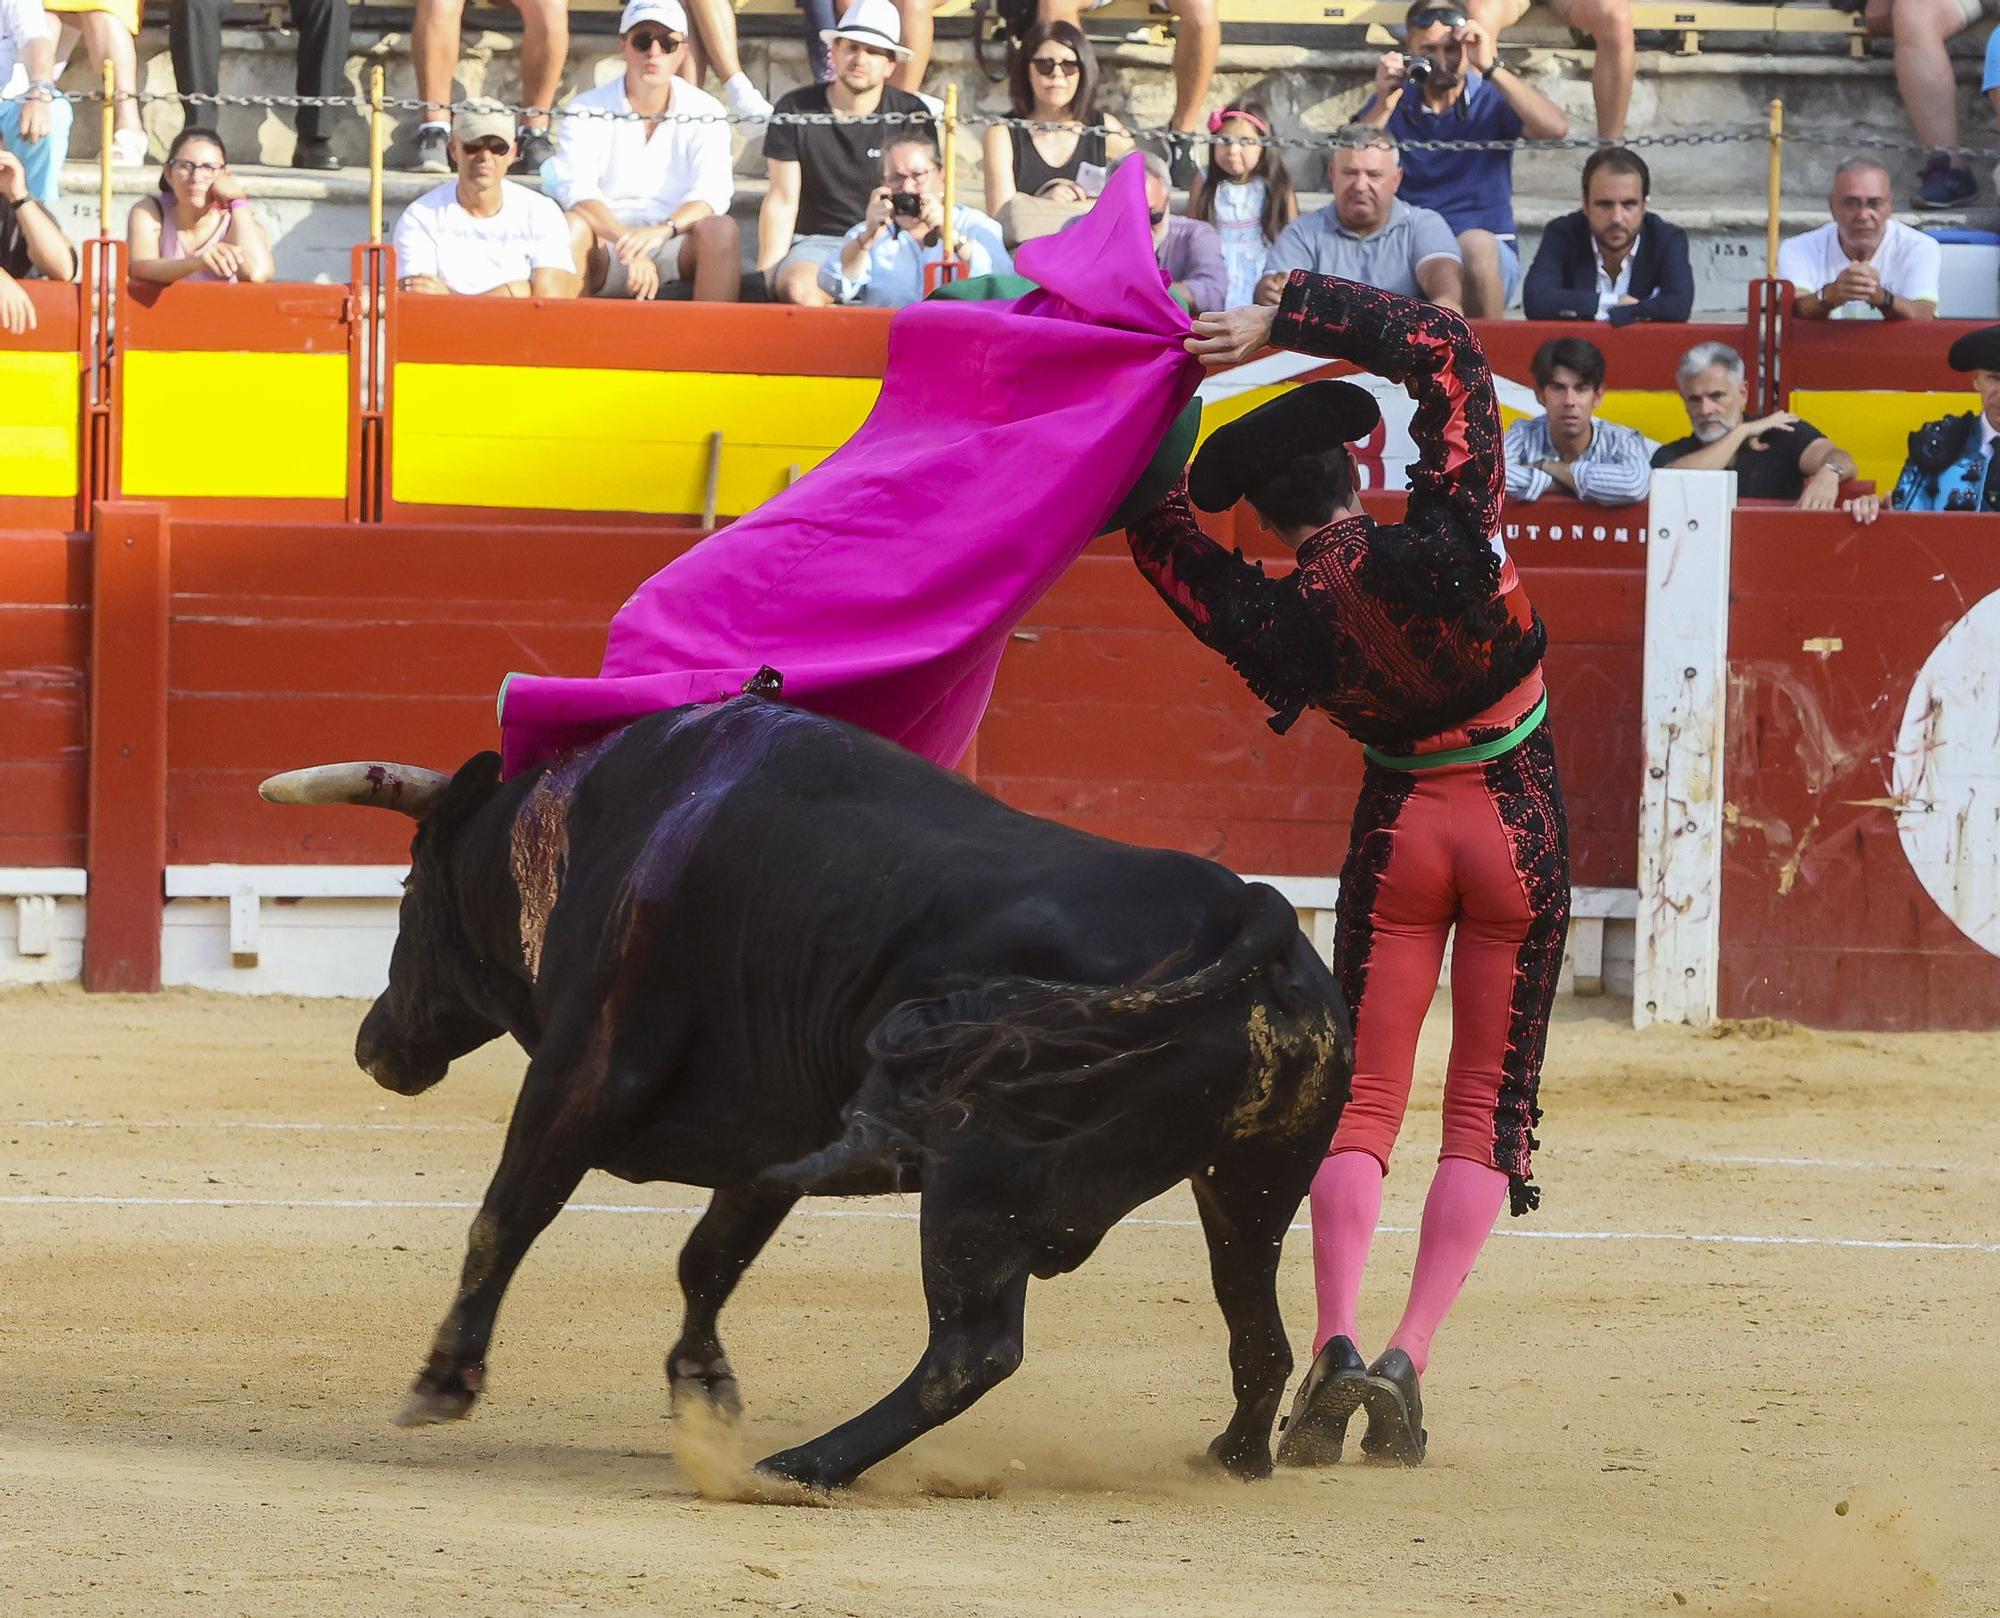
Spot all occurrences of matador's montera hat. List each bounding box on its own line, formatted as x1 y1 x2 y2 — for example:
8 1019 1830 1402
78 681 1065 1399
1187 380 1382 512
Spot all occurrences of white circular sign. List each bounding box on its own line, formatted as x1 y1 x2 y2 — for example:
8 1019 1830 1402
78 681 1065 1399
1893 589 2000 956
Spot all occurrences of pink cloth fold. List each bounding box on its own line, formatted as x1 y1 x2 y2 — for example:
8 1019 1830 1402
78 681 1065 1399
499 156 1204 777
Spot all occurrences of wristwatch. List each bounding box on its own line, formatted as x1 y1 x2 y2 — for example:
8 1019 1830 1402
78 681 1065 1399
1873 284 1893 312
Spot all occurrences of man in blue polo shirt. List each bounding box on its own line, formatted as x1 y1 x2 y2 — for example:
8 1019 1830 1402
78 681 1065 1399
1356 0 1567 319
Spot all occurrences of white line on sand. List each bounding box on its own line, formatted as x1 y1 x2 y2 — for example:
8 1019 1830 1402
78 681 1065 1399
1 1193 1992 1254
15 1123 1994 1179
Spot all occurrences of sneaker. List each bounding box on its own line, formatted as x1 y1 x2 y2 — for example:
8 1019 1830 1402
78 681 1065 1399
413 125 450 175
292 135 341 172
514 127 556 176
1357 1347 1427 1466
1166 131 1198 190
722 71 774 124
1274 1334 1369 1467
1915 155 1976 210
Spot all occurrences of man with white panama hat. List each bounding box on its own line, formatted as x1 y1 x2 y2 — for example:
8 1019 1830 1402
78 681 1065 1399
760 0 936 306
544 0 741 302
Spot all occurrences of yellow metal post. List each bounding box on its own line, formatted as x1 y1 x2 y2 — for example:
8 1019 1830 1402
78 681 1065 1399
941 82 958 261
99 58 114 237
1766 97 1783 280
369 66 386 245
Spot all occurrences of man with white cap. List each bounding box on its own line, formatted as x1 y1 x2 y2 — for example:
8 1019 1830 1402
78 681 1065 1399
760 0 935 306
393 106 579 299
544 0 741 302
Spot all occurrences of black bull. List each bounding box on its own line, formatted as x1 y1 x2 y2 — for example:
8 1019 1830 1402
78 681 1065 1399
270 694 1353 1490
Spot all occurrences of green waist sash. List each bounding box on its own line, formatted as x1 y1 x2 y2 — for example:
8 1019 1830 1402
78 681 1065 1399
1362 693 1548 772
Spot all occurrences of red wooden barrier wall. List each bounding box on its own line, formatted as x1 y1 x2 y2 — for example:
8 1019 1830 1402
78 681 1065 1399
1721 509 2000 1031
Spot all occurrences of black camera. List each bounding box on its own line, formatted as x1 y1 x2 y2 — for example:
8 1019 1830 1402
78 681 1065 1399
891 192 924 218
1404 54 1435 87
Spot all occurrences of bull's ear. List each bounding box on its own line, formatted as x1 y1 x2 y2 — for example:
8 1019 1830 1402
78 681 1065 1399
417 753 504 838
259 760 453 819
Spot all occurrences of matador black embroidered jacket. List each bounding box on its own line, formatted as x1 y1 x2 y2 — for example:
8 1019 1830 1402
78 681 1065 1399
1127 273 1547 754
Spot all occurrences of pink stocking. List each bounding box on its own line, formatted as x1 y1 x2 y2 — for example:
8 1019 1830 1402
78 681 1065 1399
1385 1155 1508 1376
1308 1149 1385 1355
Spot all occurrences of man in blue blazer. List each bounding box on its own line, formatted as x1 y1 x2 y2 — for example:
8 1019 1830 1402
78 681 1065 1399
1523 146 1693 326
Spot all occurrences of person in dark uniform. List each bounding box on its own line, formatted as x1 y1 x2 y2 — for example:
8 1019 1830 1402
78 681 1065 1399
1891 324 2000 511
168 0 349 170
1128 274 1569 1469
1652 339 1877 519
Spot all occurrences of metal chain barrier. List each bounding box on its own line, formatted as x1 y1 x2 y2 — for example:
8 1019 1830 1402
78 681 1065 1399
39 85 1981 157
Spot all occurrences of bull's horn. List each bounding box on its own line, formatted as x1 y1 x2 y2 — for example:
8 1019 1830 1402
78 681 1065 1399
258 761 452 819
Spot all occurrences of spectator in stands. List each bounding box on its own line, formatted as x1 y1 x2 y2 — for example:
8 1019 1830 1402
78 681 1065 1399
823 131 1008 306
1888 0 1982 208
393 107 579 298
981 21 1133 218
1465 0 1631 139
1522 146 1693 325
678 0 776 122
761 0 934 307
803 0 935 91
1258 126 1462 311
1187 101 1297 309
169 0 345 171
1036 0 1215 185
1890 324 2000 510
0 0 73 204
1504 338 1651 506
127 127 274 284
1140 151 1224 313
0 129 73 333
410 0 565 175
546 0 739 303
1356 2 1566 318
1654 341 1879 521
42 0 144 166
1779 158 1938 322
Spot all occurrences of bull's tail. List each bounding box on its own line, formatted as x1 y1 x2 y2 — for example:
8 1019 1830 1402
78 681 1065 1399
761 882 1311 1196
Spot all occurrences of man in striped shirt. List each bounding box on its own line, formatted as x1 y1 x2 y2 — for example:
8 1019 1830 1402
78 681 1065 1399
1503 336 1652 506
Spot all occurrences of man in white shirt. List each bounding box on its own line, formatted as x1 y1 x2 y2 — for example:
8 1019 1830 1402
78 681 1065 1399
0 0 71 207
822 131 1008 307
545 0 740 302
393 107 580 298
1778 158 1939 322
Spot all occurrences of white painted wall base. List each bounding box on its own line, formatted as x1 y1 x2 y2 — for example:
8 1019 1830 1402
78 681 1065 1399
0 866 1637 1002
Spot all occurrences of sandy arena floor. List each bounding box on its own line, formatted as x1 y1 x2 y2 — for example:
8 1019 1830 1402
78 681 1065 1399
2 985 1996 1617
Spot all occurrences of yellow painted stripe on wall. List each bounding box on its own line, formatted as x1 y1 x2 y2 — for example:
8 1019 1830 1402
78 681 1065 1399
0 351 80 497
393 364 881 514
122 351 348 499
1790 390 1972 498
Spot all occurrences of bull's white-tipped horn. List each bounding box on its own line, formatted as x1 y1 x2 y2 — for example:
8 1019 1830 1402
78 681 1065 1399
258 761 453 818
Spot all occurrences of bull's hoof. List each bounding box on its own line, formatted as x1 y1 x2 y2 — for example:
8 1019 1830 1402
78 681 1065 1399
753 1446 848 1495
394 1362 483 1427
1204 1431 1274 1481
669 1363 743 1421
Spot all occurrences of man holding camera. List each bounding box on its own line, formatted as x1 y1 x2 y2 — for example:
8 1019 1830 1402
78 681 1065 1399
1356 0 1566 320
821 131 1008 307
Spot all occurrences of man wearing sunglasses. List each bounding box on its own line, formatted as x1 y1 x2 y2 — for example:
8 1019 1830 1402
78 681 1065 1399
761 0 935 306
823 131 1008 307
1357 0 1567 320
545 0 740 303
393 106 579 299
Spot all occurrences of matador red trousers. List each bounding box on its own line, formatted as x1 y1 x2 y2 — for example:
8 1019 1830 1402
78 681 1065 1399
1327 718 1570 1216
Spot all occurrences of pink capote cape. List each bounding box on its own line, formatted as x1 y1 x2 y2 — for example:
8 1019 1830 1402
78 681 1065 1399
498 156 1203 777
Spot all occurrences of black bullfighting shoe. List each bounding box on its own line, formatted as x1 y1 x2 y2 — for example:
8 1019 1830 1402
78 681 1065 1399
1358 1348 1427 1466
1274 1334 1369 1467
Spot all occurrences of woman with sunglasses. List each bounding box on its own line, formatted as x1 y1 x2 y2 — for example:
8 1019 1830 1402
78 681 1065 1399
127 127 273 285
981 20 1131 217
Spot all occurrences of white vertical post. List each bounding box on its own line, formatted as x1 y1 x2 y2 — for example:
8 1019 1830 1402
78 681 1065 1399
1633 470 1734 1029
